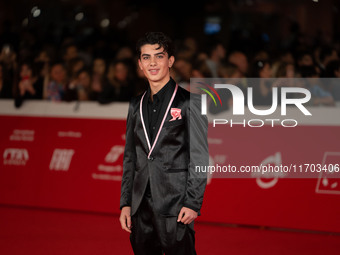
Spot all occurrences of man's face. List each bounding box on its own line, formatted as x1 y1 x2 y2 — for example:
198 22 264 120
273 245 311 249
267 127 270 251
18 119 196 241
138 44 174 86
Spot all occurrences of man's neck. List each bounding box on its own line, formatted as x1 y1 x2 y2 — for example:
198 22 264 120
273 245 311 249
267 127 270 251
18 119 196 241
149 76 170 99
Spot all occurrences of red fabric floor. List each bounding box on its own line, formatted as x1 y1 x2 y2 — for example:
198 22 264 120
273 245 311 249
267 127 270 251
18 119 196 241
0 205 339 255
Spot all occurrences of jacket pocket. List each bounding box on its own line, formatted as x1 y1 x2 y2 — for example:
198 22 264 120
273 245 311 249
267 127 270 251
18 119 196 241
166 168 188 173
163 119 184 128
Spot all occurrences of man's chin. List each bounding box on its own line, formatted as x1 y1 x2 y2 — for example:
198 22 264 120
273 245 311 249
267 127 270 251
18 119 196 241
148 76 162 83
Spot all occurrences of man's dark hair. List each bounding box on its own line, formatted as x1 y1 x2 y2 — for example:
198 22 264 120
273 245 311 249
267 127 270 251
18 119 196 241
136 32 174 59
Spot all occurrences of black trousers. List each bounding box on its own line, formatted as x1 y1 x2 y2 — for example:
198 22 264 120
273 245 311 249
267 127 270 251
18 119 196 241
130 189 197 255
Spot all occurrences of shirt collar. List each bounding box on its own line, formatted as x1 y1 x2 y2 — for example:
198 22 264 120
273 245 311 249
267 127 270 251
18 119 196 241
147 77 176 103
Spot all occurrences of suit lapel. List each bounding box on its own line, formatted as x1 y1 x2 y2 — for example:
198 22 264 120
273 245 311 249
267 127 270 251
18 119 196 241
153 86 174 139
139 84 178 159
142 91 151 143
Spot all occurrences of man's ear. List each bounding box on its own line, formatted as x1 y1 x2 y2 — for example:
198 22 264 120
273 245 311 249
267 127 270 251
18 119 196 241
169 56 175 68
138 59 143 70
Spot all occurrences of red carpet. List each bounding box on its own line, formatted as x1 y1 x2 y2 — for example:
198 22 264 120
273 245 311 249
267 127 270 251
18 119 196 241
0 205 339 255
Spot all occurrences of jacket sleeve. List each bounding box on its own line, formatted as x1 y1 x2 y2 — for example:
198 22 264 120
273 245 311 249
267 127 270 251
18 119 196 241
183 94 209 214
120 99 137 209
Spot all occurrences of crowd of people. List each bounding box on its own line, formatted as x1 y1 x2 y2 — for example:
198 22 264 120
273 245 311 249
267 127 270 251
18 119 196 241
0 29 339 109
0 42 149 107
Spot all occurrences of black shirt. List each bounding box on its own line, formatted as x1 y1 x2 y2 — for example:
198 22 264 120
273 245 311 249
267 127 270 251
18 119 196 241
145 77 176 197
146 77 176 144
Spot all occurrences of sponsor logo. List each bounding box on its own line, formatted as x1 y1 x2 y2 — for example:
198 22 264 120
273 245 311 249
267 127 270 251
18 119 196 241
3 148 29 165
97 164 122 173
9 129 34 142
251 152 285 189
92 173 122 181
92 146 124 181
315 152 340 195
49 149 75 171
58 131 82 138
105 145 124 163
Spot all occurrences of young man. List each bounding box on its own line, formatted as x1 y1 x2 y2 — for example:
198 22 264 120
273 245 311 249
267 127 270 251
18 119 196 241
119 32 208 255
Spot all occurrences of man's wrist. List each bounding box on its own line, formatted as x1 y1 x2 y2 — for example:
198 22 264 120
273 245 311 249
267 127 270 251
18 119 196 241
183 203 200 213
120 204 131 210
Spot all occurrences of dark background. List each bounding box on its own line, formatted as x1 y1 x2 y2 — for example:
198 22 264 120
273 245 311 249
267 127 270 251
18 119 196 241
1 0 339 56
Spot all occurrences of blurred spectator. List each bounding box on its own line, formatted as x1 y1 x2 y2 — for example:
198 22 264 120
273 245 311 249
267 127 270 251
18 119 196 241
218 61 242 78
228 51 248 77
251 60 272 78
45 63 68 101
69 58 85 79
276 62 295 78
183 37 198 60
134 61 148 96
74 69 92 101
318 47 338 77
173 58 192 89
297 51 314 67
325 60 340 102
250 60 273 105
68 57 86 89
0 44 16 98
205 41 226 77
210 61 243 114
253 51 270 62
279 51 295 64
299 65 335 106
116 47 134 60
325 60 340 78
192 59 213 78
0 44 17 70
187 59 213 94
14 62 43 107
90 57 107 101
35 50 52 64
99 59 135 103
0 62 13 98
34 49 52 91
63 44 79 65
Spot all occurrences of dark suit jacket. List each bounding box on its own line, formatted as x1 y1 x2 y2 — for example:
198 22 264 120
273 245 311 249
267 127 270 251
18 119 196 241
120 82 208 217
